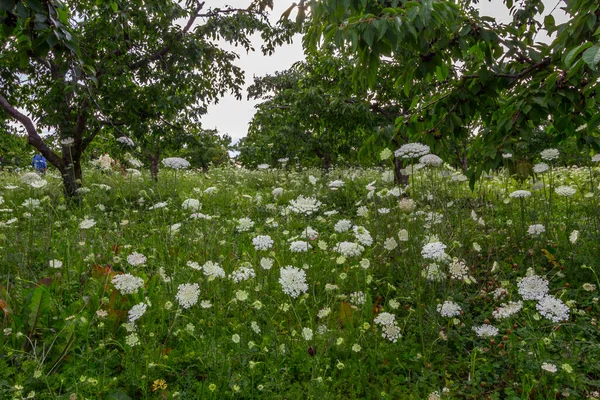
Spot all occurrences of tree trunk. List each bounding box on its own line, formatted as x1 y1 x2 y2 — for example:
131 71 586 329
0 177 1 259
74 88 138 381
323 152 331 171
150 152 160 180
393 155 409 185
61 166 81 197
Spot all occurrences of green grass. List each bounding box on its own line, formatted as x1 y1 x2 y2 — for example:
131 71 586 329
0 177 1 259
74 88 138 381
1 160 600 399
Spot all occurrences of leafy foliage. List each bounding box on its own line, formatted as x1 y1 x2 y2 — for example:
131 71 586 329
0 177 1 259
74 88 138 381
301 0 600 184
0 0 296 195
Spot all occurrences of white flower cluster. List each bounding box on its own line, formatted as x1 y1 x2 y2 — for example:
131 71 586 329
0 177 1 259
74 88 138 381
533 163 549 173
80 218 96 229
181 198 201 212
437 301 461 317
230 266 256 283
252 235 274 251
383 237 398 251
329 180 345 188
128 302 147 323
176 283 200 309
517 275 549 300
540 148 559 161
527 224 545 236
509 190 531 199
419 154 443 167
353 226 373 246
492 301 523 319
203 261 226 279
162 157 190 169
300 226 319 240
472 324 499 338
279 266 308 298
117 136 135 147
555 185 576 197
288 195 322 215
350 291 366 305
112 273 144 295
449 258 469 280
334 219 353 233
289 240 312 253
127 252 146 266
422 263 445 282
373 312 402 342
335 241 365 257
421 242 447 261
395 143 430 159
236 217 255 232
536 295 569 323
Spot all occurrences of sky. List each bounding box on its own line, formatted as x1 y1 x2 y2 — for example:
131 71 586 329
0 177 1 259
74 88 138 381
202 0 569 144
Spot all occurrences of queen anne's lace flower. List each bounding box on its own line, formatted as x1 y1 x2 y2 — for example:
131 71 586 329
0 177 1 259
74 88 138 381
518 275 549 300
279 266 308 298
353 226 373 246
335 241 365 257
252 235 274 250
117 136 135 146
334 219 353 233
528 224 545 236
203 261 226 279
79 218 96 229
421 242 447 261
449 258 469 280
127 252 146 266
536 295 569 322
236 217 254 232
162 157 190 169
230 266 256 283
395 143 430 159
289 240 311 253
373 312 402 342
540 148 559 161
437 301 461 317
288 195 322 215
533 163 549 173
128 302 147 323
555 185 576 197
492 301 523 319
422 263 446 282
419 154 443 167
181 198 201 211
176 283 200 309
112 274 144 295
472 324 499 337
509 190 531 199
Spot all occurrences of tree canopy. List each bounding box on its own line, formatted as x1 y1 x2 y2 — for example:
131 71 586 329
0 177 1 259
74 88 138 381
0 0 295 195
295 0 600 182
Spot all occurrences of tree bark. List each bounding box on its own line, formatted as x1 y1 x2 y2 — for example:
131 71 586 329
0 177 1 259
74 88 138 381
150 152 160 180
393 155 409 185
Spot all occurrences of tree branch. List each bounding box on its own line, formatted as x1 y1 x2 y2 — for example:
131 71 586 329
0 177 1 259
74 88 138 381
0 93 63 169
128 1 205 71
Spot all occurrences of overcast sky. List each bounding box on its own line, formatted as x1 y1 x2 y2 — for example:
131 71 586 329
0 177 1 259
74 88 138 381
202 0 568 143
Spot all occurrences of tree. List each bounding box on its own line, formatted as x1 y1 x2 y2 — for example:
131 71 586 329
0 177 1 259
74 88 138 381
0 0 296 196
300 0 600 184
238 48 402 169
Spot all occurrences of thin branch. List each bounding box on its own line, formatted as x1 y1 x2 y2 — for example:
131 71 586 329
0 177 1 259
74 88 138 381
128 1 205 71
0 93 63 169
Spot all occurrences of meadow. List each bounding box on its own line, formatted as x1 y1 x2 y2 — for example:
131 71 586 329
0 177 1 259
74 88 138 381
1 147 600 399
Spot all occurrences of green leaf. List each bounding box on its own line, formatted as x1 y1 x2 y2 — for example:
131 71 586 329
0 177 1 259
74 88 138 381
110 1 118 12
0 0 16 11
28 286 50 330
582 45 600 70
563 42 593 68
105 391 132 400
362 23 376 48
